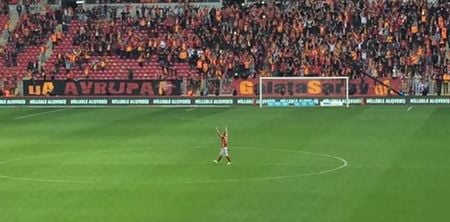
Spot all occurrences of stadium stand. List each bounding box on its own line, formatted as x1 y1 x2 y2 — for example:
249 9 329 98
0 0 449 95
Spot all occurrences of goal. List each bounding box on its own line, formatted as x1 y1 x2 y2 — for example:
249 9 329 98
258 76 350 108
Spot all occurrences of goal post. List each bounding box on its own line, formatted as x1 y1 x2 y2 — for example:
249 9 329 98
258 76 350 108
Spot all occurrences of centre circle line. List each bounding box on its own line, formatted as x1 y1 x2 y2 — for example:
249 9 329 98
0 146 348 184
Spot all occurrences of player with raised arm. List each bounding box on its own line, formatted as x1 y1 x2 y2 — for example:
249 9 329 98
214 127 231 165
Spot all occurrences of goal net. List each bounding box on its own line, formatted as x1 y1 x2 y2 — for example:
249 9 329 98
259 76 350 108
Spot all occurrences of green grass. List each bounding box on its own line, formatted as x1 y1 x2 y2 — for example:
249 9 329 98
0 106 450 222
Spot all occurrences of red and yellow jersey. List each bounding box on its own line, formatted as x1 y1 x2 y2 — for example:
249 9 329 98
220 136 228 148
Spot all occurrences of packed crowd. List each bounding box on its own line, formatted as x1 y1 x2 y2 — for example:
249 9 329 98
1 0 450 96
71 1 449 79
86 0 219 4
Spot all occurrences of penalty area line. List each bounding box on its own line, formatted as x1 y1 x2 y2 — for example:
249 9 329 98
13 108 67 120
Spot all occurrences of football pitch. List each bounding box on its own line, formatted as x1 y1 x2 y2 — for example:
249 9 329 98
0 106 449 222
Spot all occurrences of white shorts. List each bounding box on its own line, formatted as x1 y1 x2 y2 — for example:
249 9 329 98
219 147 229 157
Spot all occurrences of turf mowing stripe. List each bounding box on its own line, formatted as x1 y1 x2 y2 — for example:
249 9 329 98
13 109 67 120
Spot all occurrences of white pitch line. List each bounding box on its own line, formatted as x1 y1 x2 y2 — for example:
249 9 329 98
185 107 197 112
14 109 67 120
406 106 413 112
178 149 348 184
0 174 91 184
0 146 349 184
